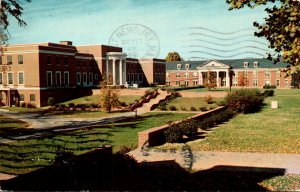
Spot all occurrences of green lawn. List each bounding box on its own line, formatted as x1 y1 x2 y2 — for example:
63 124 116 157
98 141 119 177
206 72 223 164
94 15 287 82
61 95 141 106
161 97 221 111
0 112 194 175
0 115 29 137
188 89 300 153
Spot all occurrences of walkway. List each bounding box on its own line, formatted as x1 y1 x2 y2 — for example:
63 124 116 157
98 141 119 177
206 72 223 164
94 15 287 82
129 148 300 174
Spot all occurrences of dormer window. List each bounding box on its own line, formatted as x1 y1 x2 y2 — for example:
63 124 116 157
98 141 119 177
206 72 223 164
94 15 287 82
244 62 249 68
254 61 259 67
177 64 182 69
185 64 190 69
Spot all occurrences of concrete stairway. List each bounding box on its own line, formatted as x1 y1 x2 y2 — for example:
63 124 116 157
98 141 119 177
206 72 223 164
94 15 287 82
136 89 170 114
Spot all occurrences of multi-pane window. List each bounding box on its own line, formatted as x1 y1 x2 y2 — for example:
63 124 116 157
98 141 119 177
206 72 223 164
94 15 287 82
185 64 190 69
64 57 68 65
56 56 60 65
47 55 51 65
253 62 259 67
19 94 24 101
177 64 182 69
0 56 2 65
7 55 12 65
253 80 258 87
18 72 24 85
276 80 280 87
244 62 248 68
176 72 180 78
176 81 180 85
0 73 2 85
184 72 189 78
47 71 52 86
253 71 258 78
139 73 143 82
83 73 87 84
243 71 248 77
193 80 198 86
285 80 289 87
56 72 61 86
185 81 189 86
193 72 198 78
76 72 81 85
276 70 281 78
89 73 93 84
18 55 23 64
8 72 13 84
64 72 69 86
265 70 270 78
30 94 35 102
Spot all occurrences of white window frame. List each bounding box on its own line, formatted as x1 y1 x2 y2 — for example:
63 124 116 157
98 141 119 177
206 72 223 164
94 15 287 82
7 72 13 85
83 72 87 85
184 72 189 78
253 80 258 87
47 71 52 87
276 79 280 87
193 80 198 86
64 71 70 86
276 70 281 78
177 64 182 70
76 72 81 85
253 70 258 78
176 72 180 78
138 73 143 82
166 72 170 78
89 72 93 85
244 62 249 68
18 71 24 85
193 72 198 78
185 64 190 69
285 80 289 88
55 71 61 87
253 61 258 67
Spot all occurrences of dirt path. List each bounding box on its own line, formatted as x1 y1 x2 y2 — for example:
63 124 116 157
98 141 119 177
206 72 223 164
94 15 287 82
179 91 227 98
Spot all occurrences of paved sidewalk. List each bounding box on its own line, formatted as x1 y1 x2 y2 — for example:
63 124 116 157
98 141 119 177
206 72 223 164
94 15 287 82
129 148 300 174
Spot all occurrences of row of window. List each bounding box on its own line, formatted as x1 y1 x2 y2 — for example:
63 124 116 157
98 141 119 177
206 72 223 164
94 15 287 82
126 73 143 83
76 72 98 86
0 55 23 65
244 62 259 68
19 94 35 102
177 64 191 70
233 70 282 79
46 71 70 87
47 55 97 68
169 72 198 78
169 80 198 86
232 79 289 87
0 72 24 85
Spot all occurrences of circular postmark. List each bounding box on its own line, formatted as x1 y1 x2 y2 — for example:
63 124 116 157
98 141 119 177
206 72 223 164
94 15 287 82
109 24 160 58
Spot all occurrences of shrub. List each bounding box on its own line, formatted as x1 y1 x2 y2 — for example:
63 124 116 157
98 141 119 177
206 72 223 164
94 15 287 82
190 106 197 111
180 120 198 139
199 106 208 111
91 103 99 108
169 105 177 111
68 103 75 108
263 85 276 89
263 89 274 97
223 89 264 114
20 102 26 108
26 103 36 108
204 95 214 104
60 104 66 108
181 107 187 111
164 123 183 143
47 97 55 106
158 102 167 111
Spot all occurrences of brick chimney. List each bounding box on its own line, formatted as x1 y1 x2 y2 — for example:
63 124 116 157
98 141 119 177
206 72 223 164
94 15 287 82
60 41 73 46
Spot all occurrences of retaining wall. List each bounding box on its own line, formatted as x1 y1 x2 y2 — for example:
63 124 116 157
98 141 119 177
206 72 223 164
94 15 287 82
138 106 225 147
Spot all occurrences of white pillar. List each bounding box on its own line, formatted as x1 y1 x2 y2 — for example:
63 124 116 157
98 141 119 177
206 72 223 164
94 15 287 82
199 71 203 85
226 70 230 87
119 59 123 85
106 58 109 81
112 59 116 85
123 60 126 84
216 71 219 87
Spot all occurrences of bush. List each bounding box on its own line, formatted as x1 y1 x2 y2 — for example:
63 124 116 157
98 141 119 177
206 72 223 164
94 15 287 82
190 106 197 111
199 106 208 111
180 120 198 139
263 85 276 89
157 102 167 111
263 89 274 97
169 105 177 111
181 107 187 111
119 101 127 107
223 89 264 114
47 97 55 106
68 103 75 108
91 103 99 108
164 124 183 143
20 102 26 108
204 95 214 104
26 103 36 108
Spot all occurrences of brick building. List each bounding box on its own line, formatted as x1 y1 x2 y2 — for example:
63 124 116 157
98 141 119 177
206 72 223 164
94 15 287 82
166 59 293 88
0 41 165 107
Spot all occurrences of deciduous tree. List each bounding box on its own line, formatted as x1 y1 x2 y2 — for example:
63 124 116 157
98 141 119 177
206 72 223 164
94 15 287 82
227 0 300 74
204 71 217 90
99 80 120 113
165 52 183 62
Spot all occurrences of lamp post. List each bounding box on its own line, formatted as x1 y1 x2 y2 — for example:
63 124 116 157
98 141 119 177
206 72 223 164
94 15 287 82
134 100 138 117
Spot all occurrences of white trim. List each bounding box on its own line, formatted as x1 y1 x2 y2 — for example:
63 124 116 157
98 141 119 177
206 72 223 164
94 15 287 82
76 72 81 85
17 71 25 85
75 56 94 60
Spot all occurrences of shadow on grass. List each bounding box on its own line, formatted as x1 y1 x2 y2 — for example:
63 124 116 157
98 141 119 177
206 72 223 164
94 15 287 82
1 146 285 191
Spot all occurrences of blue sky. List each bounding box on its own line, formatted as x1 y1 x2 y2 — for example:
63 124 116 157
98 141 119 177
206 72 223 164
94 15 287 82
8 0 272 60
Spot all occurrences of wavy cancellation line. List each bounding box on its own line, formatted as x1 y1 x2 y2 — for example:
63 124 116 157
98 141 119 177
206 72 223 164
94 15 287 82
183 27 256 35
188 51 265 58
185 32 263 41
181 39 269 47
185 45 271 53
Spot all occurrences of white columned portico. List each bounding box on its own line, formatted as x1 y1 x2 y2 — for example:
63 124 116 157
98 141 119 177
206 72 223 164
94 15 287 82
226 70 230 87
106 52 127 86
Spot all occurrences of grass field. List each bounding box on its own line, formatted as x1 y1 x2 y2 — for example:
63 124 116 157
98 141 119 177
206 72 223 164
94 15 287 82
0 115 29 136
0 112 194 175
188 89 300 153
